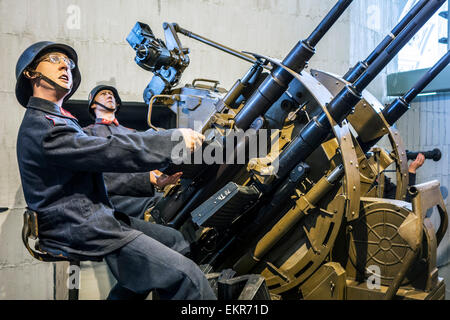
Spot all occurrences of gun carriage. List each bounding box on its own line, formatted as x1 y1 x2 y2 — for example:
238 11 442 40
126 0 449 300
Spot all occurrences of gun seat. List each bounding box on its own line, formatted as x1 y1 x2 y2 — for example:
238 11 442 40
21 209 102 300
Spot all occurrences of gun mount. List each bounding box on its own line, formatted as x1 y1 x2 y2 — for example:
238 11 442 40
129 0 449 300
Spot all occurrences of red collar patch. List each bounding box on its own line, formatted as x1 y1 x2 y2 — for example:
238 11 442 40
96 118 119 126
59 107 77 120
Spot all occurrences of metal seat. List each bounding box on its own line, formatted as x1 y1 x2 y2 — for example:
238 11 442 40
21 208 101 300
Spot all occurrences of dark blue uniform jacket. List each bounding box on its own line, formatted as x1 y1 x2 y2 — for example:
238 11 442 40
83 119 158 219
16 97 179 258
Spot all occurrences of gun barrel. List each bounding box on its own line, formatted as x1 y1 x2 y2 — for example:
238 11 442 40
234 0 354 130
404 51 450 102
353 0 445 93
344 0 429 83
276 0 445 180
358 51 450 153
305 0 354 47
406 148 442 162
382 50 450 126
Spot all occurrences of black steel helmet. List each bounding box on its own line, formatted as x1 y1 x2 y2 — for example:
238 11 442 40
15 41 81 108
87 85 122 119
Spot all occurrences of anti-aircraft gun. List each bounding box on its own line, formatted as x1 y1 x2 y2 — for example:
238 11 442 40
128 0 449 300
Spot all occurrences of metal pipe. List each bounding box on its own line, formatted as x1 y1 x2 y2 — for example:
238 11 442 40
234 0 354 131
173 23 257 64
353 0 446 93
344 0 429 83
233 165 343 274
358 50 450 153
168 1 354 217
305 0 354 47
382 50 450 126
406 148 442 161
277 0 446 182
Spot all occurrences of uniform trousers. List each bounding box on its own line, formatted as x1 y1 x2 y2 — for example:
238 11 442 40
105 213 216 300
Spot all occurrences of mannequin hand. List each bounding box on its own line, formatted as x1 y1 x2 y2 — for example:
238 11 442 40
150 170 183 188
408 153 425 174
178 128 205 152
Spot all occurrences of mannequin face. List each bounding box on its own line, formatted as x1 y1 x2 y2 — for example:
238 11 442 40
32 52 74 91
94 90 117 111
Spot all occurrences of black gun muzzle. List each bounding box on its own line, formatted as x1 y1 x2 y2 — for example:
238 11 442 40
406 148 442 162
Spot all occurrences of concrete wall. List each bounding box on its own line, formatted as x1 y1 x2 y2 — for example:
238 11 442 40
1 0 405 299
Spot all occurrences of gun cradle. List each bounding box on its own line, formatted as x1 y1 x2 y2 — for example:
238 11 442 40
145 65 447 300
135 1 449 299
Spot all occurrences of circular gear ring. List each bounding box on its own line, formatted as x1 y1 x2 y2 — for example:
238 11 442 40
348 201 428 286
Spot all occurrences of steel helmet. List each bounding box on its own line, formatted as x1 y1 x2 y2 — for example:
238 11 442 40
15 41 81 107
87 85 122 119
